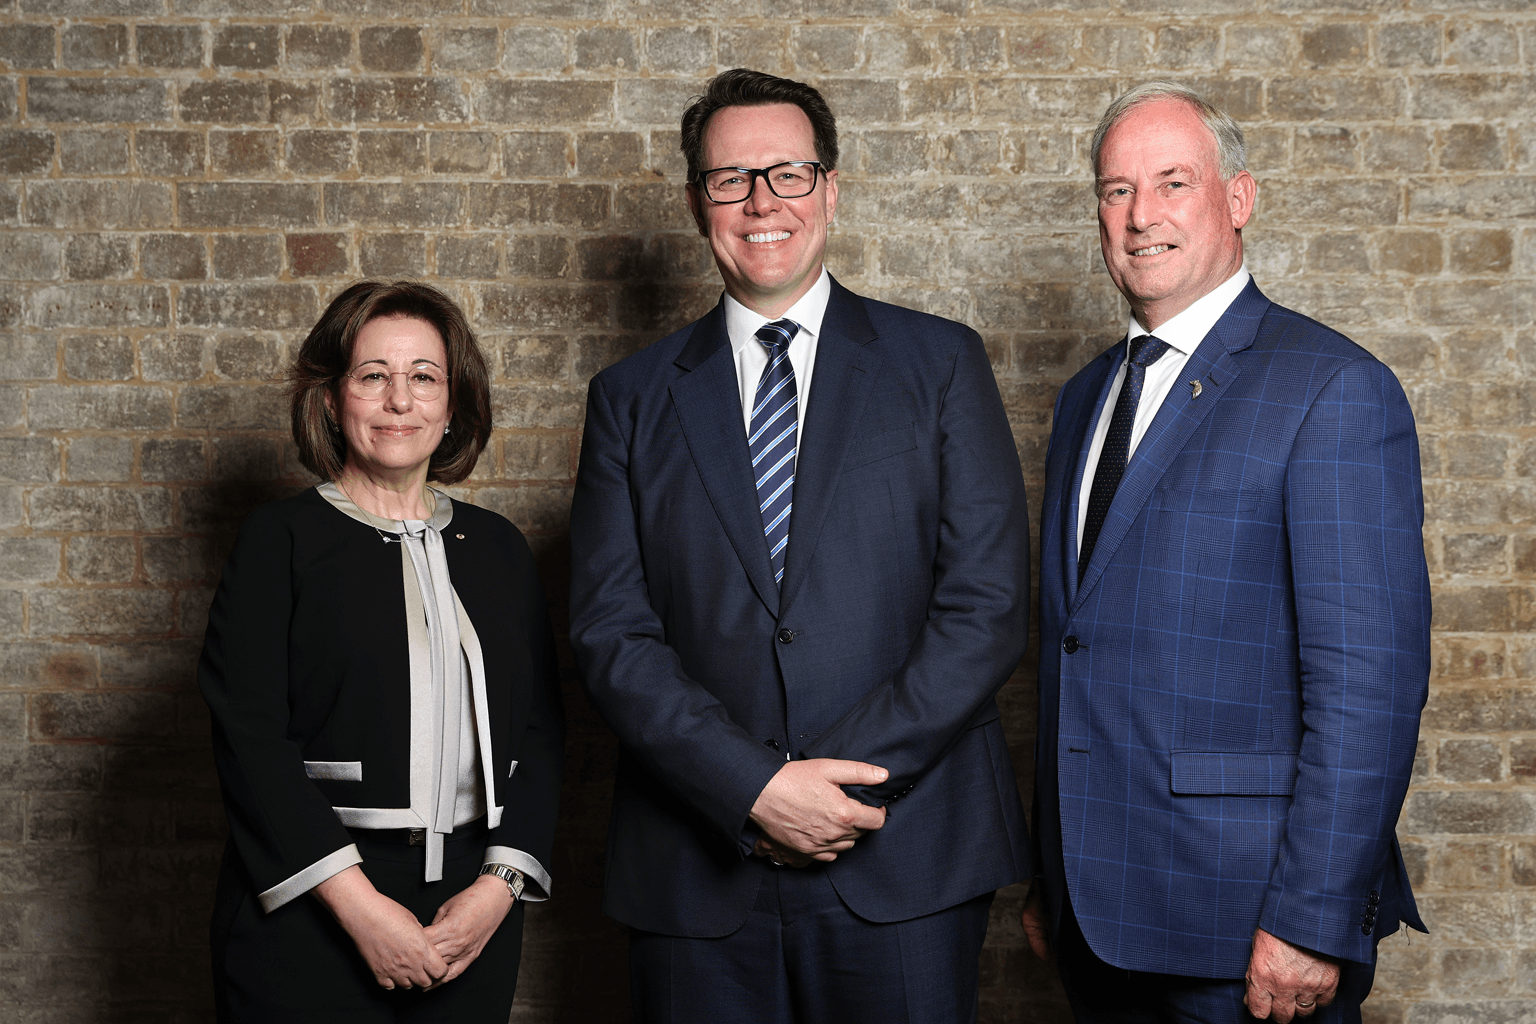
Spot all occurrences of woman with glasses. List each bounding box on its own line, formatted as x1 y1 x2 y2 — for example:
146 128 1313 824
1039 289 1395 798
199 280 563 1022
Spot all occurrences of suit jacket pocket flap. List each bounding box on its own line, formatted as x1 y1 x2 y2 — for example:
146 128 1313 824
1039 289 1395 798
844 423 917 471
1170 750 1296 795
1154 486 1262 513
304 760 363 782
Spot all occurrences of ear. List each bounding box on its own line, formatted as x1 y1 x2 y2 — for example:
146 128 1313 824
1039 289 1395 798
1227 170 1257 231
685 182 708 238
823 168 838 224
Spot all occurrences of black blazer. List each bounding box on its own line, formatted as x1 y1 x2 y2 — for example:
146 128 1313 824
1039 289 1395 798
200 488 564 902
570 278 1034 937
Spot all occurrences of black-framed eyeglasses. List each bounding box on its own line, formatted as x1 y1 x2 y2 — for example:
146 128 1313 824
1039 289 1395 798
696 161 824 204
342 367 449 401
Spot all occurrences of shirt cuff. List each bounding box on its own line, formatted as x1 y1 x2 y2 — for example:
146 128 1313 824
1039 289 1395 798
258 844 364 913
483 845 552 902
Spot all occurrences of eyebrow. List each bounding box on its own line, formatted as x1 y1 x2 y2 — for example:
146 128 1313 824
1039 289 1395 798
353 357 445 368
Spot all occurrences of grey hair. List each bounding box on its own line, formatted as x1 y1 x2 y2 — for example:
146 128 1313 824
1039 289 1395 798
1090 81 1247 181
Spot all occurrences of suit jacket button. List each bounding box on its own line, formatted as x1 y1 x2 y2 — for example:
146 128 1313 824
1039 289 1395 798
1062 635 1079 654
777 629 794 644
764 738 780 751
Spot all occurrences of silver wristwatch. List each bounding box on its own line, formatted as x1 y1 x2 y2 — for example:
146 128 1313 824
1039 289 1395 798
478 863 525 901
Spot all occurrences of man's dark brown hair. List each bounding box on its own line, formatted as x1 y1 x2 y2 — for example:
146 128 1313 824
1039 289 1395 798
679 68 839 182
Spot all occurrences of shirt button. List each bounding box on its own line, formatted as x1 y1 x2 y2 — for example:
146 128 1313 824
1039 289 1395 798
777 629 794 644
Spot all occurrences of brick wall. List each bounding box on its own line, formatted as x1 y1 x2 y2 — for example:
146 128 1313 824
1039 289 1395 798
1 1 1532 1021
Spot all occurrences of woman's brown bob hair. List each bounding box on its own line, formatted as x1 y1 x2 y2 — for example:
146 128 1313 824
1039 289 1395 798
287 280 492 486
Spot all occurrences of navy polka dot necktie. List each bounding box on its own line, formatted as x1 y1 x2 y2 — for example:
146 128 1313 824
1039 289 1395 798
749 319 801 587
1079 334 1170 584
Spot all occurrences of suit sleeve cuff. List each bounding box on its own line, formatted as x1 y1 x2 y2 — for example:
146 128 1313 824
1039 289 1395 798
257 844 363 913
483 845 552 902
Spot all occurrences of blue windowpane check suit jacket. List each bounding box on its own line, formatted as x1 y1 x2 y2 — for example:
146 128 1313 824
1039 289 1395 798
1035 280 1430 977
569 276 1034 937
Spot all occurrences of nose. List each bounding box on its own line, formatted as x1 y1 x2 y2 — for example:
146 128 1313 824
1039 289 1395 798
382 373 414 411
1128 187 1159 232
741 173 780 215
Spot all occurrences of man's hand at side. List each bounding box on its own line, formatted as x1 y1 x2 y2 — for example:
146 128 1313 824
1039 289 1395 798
1020 882 1052 964
1245 927 1340 1022
749 758 888 864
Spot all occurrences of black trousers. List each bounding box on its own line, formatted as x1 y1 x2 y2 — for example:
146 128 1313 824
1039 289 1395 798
630 864 994 1024
211 823 524 1024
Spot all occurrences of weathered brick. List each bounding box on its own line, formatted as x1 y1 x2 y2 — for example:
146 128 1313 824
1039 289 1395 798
176 384 285 430
1260 179 1400 226
0 436 59 484
1440 739 1504 783
135 130 205 178
328 77 469 124
27 77 167 123
1379 230 1443 275
212 234 282 279
212 436 280 481
178 283 316 331
0 23 55 69
324 182 463 227
508 334 572 380
0 129 54 175
0 537 61 582
25 181 172 230
140 335 207 382
359 233 426 277
285 24 351 70
287 129 353 175
212 334 284 381
433 26 497 71
177 80 268 123
360 25 422 72
428 131 495 174
67 436 134 482
1449 229 1513 274
502 132 571 177
465 183 606 229
577 131 644 178
468 483 573 535
213 24 278 70
480 286 607 332
140 233 207 281
1414 73 1536 121
508 235 572 279
1407 792 1536 835
137 24 203 69
286 233 349 277
476 80 611 126
1416 282 1528 327
1378 22 1439 68
141 438 207 481
61 23 128 70
30 489 170 539
1271 76 1405 120
436 235 498 278
34 692 176 740
29 284 168 329
357 130 426 175
576 26 638 70
501 25 569 73
1295 127 1359 172
1444 530 1509 571
210 128 279 176
141 537 217 584
67 536 137 583
645 26 712 74
29 385 171 431
0 233 61 279
976 77 1117 123
1445 20 1520 68
64 334 135 380
64 233 134 281
1441 124 1507 172
179 182 318 228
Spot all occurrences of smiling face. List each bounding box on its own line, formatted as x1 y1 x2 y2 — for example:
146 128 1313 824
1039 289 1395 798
687 102 839 319
328 315 451 483
1096 97 1257 332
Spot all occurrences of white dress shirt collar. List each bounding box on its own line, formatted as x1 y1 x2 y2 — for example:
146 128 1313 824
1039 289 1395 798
722 266 832 355
722 267 830 437
1124 264 1251 358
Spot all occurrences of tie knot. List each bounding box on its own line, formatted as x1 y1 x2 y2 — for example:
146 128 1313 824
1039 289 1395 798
1129 334 1169 368
755 318 801 353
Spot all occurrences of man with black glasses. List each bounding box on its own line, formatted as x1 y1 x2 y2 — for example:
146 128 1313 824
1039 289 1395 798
570 68 1035 1022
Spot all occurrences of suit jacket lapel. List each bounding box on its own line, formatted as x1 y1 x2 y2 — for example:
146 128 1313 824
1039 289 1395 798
668 301 781 614
778 277 880 617
1074 280 1271 609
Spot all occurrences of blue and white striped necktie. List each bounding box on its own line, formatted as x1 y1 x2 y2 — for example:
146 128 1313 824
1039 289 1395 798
749 318 801 587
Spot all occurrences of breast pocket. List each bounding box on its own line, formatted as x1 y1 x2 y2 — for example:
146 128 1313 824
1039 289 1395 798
843 423 916 472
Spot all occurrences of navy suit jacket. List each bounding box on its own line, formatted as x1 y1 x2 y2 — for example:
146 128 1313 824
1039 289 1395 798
570 276 1034 937
1035 280 1430 977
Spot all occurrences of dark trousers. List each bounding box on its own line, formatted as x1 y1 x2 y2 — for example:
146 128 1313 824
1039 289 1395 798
211 823 524 1024
630 864 994 1024
1056 895 1376 1024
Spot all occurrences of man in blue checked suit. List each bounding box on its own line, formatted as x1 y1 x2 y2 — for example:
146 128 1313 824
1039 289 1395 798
1021 82 1430 1023
570 69 1034 1022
